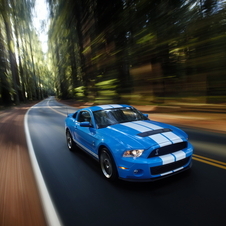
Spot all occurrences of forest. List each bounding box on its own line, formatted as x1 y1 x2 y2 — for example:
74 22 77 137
0 0 226 107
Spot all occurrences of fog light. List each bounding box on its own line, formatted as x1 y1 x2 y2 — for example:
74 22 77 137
133 169 143 175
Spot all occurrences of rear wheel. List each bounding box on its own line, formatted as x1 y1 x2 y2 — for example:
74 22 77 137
99 148 118 181
66 130 76 151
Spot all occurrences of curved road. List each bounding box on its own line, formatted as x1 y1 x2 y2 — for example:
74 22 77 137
27 97 226 226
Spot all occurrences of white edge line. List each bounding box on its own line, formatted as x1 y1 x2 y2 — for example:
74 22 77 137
24 106 63 226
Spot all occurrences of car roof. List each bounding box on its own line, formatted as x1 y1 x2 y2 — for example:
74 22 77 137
82 104 131 112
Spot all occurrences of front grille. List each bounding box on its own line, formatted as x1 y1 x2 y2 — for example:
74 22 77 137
150 157 190 175
148 141 187 158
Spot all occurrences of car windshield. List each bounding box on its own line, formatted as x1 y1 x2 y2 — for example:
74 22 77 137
93 107 148 128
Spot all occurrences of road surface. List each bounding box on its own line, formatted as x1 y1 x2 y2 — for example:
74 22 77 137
26 97 226 226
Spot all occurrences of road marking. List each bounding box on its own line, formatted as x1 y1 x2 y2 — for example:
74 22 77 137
47 99 67 116
24 104 63 226
193 154 226 170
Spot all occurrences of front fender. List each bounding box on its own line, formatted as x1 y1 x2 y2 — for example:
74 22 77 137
95 134 126 161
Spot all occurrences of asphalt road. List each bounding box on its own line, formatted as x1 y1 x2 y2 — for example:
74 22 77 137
27 97 226 226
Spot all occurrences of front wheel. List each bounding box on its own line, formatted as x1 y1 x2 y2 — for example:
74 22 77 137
99 148 118 181
66 130 76 151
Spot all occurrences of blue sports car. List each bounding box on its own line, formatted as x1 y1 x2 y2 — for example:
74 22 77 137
65 104 193 181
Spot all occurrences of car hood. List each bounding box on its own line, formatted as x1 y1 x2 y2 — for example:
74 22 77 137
98 120 187 149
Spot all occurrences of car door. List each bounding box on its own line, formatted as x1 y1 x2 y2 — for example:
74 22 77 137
76 110 98 156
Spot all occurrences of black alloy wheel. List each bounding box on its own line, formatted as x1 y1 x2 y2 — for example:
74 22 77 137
66 130 76 151
100 148 118 181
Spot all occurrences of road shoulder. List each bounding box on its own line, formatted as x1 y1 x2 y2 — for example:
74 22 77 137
0 104 47 226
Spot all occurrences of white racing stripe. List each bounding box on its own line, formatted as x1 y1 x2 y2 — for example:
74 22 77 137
110 104 123 108
99 104 123 109
149 134 172 147
122 122 174 146
173 167 184 172
76 141 99 159
163 131 183 143
160 166 184 176
98 105 113 109
172 150 186 161
160 171 173 176
134 122 185 147
122 122 149 132
159 154 175 165
134 121 162 130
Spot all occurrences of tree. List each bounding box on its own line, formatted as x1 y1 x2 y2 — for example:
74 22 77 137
0 0 52 106
47 0 226 104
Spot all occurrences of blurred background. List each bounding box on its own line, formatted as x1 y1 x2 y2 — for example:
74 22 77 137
0 0 226 107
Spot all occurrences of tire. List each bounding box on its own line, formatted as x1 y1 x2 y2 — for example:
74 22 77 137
66 129 76 151
99 148 118 181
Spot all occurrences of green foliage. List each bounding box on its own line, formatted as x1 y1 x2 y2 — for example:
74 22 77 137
136 33 156 45
95 79 118 89
47 0 226 104
0 0 53 106
95 79 119 104
74 86 85 101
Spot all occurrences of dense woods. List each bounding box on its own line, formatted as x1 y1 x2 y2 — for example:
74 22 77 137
1 0 226 106
0 0 52 106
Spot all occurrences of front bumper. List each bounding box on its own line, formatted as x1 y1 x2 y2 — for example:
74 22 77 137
119 162 192 182
117 144 193 181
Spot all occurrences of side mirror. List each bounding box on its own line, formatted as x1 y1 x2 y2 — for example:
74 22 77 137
143 113 148 118
80 121 92 127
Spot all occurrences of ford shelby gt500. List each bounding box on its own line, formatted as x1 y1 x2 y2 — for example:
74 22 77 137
65 104 193 181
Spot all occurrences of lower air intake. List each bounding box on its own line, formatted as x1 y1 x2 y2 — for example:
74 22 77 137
150 157 190 175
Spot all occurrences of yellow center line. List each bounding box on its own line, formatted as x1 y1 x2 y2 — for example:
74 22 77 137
193 154 226 170
193 154 226 166
47 100 67 116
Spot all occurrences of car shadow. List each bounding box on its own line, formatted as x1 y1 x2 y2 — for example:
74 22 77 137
112 169 193 192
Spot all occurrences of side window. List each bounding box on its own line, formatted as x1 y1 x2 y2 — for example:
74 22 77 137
72 112 77 119
77 111 91 123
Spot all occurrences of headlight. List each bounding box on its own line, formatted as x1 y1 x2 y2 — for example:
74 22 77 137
123 149 144 157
